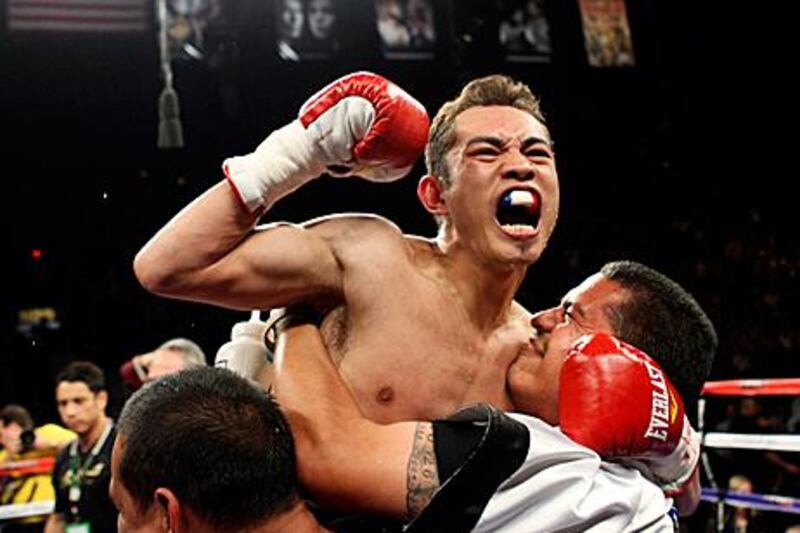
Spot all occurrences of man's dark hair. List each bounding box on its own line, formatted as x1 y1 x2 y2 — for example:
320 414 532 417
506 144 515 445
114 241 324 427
55 361 106 392
600 261 718 411
0 404 34 430
117 367 297 531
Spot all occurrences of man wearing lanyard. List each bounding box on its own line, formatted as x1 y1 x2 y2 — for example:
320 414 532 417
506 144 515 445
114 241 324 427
45 362 117 533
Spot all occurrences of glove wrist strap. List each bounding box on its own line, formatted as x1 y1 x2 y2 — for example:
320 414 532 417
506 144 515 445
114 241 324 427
223 120 325 213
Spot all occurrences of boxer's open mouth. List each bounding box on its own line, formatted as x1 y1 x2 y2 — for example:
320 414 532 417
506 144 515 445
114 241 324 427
495 188 541 237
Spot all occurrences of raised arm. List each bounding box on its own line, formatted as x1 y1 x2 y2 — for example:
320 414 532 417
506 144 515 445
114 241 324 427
134 184 345 310
134 72 429 310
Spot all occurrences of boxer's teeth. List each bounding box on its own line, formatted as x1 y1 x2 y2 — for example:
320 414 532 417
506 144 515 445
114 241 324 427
501 224 535 234
507 190 535 207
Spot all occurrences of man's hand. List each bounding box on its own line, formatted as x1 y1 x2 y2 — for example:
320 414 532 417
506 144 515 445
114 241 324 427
559 333 699 495
223 71 430 212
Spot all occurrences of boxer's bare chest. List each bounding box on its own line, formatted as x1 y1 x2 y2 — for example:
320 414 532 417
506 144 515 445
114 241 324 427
319 251 528 422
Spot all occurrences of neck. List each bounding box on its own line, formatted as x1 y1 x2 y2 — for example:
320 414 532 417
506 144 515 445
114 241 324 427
434 237 527 331
249 501 327 532
79 416 108 452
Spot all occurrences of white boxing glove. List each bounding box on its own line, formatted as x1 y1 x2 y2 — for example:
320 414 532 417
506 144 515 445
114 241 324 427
223 71 430 213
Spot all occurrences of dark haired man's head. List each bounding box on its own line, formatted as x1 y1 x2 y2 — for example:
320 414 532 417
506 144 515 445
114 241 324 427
55 361 108 437
111 367 298 532
509 261 716 424
599 260 717 409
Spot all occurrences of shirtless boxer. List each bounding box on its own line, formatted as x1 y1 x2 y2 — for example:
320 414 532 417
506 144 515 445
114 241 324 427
134 72 558 422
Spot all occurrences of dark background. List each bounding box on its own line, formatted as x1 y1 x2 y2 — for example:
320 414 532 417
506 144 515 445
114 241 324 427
0 0 796 516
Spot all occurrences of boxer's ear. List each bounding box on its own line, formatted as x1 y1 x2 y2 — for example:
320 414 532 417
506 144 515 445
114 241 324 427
418 175 447 215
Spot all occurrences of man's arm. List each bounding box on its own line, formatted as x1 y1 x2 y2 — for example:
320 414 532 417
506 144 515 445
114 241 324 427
673 466 701 516
273 322 422 519
134 72 429 311
134 184 344 310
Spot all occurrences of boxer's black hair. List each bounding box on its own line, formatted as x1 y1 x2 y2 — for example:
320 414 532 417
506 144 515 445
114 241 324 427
117 367 297 530
601 260 718 413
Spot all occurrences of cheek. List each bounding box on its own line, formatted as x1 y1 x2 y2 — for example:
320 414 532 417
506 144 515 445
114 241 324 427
508 356 557 423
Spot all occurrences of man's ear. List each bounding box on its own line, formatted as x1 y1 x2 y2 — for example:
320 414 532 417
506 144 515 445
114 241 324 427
417 175 447 216
154 487 182 533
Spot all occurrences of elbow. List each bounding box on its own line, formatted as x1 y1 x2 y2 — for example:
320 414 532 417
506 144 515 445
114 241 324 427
133 248 182 296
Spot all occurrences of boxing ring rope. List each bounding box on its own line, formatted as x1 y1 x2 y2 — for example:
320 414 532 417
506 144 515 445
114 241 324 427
700 488 800 515
702 378 800 397
698 378 800 530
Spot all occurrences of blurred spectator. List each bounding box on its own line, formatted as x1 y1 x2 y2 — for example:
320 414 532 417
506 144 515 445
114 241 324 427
119 337 206 390
727 475 761 533
1 405 75 532
45 362 116 533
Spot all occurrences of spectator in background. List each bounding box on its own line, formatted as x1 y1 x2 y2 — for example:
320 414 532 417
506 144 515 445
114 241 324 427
1 405 75 532
45 362 116 533
119 337 206 390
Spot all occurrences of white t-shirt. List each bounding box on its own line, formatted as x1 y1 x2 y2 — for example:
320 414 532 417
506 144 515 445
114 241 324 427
473 413 675 532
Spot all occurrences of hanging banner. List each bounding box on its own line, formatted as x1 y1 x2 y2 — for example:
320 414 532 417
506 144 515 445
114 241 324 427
7 0 148 33
578 0 635 67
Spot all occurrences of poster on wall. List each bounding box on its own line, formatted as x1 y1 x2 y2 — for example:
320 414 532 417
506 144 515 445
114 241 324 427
167 0 226 62
276 0 339 61
578 0 635 67
497 0 551 63
374 0 436 59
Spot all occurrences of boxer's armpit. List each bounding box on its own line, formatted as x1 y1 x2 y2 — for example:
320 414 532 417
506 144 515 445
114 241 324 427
406 422 439 519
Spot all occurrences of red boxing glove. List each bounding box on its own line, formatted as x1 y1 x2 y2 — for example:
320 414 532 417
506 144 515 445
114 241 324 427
224 71 430 212
299 72 430 182
559 333 699 494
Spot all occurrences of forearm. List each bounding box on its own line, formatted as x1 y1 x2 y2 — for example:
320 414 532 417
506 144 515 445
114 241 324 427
134 180 258 298
673 466 701 516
